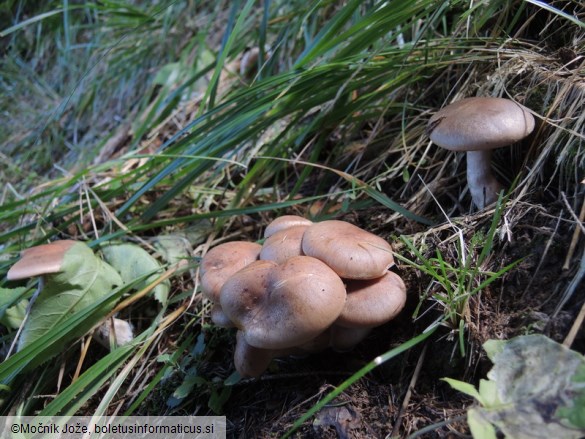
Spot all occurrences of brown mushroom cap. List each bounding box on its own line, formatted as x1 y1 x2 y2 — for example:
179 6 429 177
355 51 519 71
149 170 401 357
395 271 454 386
301 220 394 279
264 215 313 238
427 97 535 152
335 271 406 328
220 256 346 350
7 240 78 281
199 241 261 302
260 225 309 264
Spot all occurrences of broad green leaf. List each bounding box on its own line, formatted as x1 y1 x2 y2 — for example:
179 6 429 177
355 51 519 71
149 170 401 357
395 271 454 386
0 286 28 326
555 363 585 428
467 409 497 439
100 243 170 304
152 235 193 266
0 284 123 384
1 299 27 329
450 335 585 439
17 242 123 350
477 379 498 407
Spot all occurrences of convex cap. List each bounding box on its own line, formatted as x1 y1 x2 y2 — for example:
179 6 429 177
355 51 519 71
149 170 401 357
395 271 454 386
264 215 313 238
7 240 78 280
427 97 535 151
302 220 394 279
199 241 261 302
260 225 309 264
220 256 346 349
336 271 406 328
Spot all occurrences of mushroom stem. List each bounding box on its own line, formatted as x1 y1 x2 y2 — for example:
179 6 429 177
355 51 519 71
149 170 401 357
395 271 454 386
466 149 504 209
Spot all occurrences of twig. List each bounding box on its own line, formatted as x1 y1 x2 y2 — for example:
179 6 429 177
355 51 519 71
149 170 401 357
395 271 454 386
405 414 468 439
522 214 562 299
564 298 585 348
562 192 585 270
389 343 428 438
554 246 585 319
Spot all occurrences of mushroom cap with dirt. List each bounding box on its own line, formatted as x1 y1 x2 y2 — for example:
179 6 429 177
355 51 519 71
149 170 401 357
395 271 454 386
220 256 346 350
427 96 535 209
301 220 395 279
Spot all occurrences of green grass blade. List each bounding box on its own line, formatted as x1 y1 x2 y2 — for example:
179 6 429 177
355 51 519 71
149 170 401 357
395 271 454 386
283 322 440 438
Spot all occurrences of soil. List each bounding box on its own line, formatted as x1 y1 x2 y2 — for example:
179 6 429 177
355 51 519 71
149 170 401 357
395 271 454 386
151 194 583 438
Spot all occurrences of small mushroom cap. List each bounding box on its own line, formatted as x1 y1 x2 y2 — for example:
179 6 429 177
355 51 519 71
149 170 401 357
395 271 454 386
7 240 78 281
264 215 313 238
260 225 309 264
335 271 407 329
94 317 135 348
427 97 535 151
220 256 347 350
199 241 262 302
301 220 394 279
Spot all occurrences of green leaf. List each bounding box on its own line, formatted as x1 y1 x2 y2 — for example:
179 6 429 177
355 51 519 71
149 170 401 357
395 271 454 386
1 299 27 329
208 385 232 414
472 335 585 439
442 377 483 403
556 362 585 428
477 379 498 407
0 285 123 384
0 287 28 320
100 242 170 304
17 242 123 350
152 235 193 265
467 408 498 439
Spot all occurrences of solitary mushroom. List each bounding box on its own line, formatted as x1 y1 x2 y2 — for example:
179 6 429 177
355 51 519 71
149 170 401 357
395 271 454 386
302 220 395 279
427 97 535 209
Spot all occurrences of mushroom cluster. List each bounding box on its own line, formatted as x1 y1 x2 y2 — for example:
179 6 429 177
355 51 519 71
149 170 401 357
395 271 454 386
200 216 407 377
